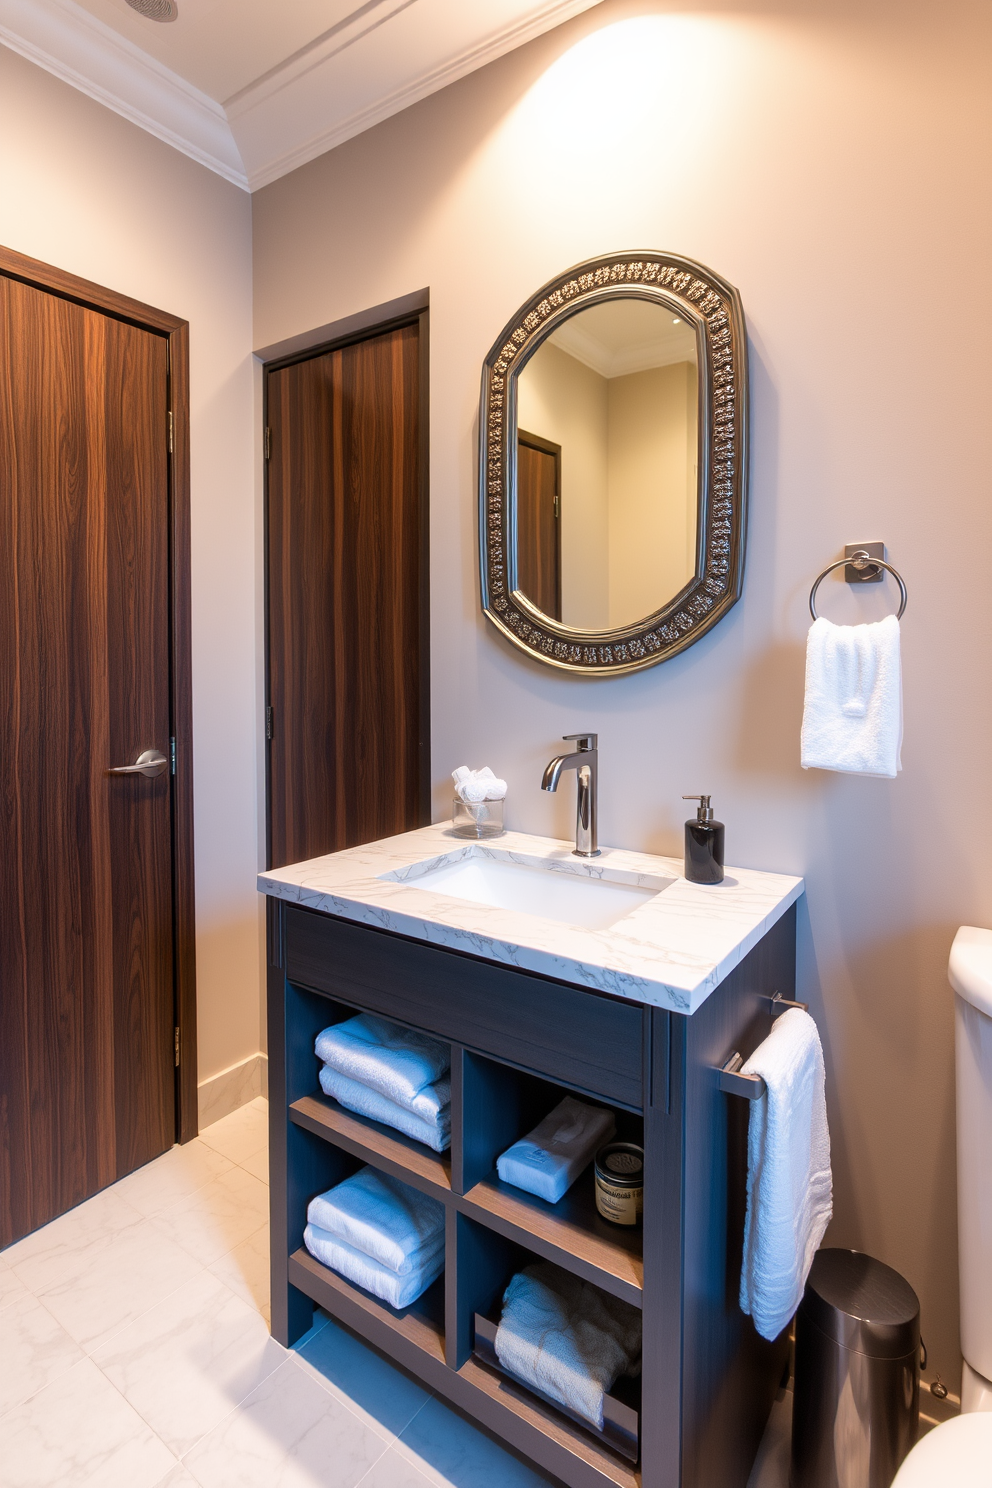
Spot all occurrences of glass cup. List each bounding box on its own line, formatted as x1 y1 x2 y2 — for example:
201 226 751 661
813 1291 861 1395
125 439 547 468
452 795 505 839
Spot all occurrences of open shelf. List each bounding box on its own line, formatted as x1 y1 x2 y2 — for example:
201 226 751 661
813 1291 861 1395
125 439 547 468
459 1355 640 1488
289 1247 446 1364
461 1169 642 1306
290 1091 451 1198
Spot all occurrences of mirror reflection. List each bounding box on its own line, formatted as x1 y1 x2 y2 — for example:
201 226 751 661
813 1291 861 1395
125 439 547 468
514 297 698 630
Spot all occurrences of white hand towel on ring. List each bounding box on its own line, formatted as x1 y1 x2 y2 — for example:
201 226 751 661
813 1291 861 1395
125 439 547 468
800 614 902 778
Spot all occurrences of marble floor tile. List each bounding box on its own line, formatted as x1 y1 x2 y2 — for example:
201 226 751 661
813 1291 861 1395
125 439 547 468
113 1140 235 1219
239 1142 269 1184
0 1253 31 1312
92 1270 286 1457
19 1213 204 1355
0 1287 86 1415
5 1184 147 1283
150 1165 269 1268
207 1223 270 1316
198 1102 269 1168
391 1396 555 1488
1 1356 177 1488
296 1314 431 1441
182 1354 393 1488
153 1470 202 1488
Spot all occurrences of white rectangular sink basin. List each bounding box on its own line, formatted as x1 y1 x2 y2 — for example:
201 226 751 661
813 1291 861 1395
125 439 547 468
391 853 670 932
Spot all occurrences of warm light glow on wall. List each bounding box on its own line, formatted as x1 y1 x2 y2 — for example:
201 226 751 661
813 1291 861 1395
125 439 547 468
506 15 739 185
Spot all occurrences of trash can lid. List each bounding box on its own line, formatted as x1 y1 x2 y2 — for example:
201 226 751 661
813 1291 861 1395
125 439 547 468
799 1249 920 1359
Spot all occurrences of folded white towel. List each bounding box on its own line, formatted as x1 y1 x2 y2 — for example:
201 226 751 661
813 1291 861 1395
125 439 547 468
319 1065 451 1151
307 1168 445 1275
739 1008 833 1341
315 1014 449 1108
303 1222 443 1310
451 764 507 802
495 1263 641 1431
497 1097 615 1205
801 614 903 778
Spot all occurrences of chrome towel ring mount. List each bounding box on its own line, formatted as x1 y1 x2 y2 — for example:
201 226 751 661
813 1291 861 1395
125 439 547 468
809 548 908 622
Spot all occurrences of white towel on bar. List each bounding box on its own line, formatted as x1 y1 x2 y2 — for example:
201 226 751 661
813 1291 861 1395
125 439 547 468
307 1167 445 1275
496 1097 616 1205
319 1065 451 1152
800 614 903 778
303 1222 443 1310
315 1014 449 1108
495 1262 641 1431
739 1008 833 1341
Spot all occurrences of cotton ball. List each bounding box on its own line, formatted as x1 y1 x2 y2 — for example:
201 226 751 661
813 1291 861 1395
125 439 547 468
462 778 489 803
485 777 508 800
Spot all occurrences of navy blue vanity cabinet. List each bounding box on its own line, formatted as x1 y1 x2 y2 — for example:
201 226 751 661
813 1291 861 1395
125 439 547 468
265 898 796 1488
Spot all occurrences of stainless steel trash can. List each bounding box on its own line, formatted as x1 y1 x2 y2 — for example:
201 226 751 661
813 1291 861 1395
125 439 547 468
791 1249 920 1488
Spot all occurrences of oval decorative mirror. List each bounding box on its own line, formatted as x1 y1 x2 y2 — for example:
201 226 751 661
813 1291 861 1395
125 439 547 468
479 251 748 674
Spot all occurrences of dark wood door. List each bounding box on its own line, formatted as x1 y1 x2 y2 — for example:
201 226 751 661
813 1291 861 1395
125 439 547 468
0 273 177 1247
266 319 427 871
517 431 561 620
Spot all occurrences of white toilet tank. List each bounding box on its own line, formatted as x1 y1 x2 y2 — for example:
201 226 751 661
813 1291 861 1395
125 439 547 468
949 926 992 1404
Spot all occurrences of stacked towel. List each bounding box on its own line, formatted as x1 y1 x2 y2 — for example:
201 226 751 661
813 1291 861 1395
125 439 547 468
315 1014 451 1153
495 1262 641 1431
800 614 903 778
497 1097 615 1204
304 1166 444 1310
739 1008 833 1341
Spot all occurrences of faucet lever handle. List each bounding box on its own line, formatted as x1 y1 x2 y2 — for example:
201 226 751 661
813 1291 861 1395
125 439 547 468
563 732 597 751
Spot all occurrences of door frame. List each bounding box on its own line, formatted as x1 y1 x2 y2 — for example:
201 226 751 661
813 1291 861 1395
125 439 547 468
0 243 198 1143
261 308 431 870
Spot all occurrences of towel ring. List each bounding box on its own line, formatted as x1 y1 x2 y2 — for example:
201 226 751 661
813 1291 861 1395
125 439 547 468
808 551 908 622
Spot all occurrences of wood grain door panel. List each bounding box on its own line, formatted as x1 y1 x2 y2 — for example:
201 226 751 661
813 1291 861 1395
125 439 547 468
516 433 561 621
0 275 175 1245
266 321 426 870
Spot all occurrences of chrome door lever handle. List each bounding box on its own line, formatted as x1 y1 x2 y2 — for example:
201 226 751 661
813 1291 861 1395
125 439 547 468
107 749 168 778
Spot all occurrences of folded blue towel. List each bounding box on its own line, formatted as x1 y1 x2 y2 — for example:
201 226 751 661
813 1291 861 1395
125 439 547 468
315 1014 450 1108
307 1168 445 1275
319 1065 451 1152
304 1222 443 1310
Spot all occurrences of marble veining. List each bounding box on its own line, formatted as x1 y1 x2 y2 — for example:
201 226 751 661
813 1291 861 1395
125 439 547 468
258 825 804 1014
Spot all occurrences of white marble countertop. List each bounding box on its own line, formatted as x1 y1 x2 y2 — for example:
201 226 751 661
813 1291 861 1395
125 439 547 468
257 825 804 1015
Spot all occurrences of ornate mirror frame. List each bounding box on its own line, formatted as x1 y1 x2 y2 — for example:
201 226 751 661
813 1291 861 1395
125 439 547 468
479 251 748 676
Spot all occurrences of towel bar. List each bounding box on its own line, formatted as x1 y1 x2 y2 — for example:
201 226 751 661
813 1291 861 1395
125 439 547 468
718 1052 766 1100
809 549 907 621
718 994 810 1098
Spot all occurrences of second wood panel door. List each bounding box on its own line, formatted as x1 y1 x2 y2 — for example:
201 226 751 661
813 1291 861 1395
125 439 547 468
266 321 426 870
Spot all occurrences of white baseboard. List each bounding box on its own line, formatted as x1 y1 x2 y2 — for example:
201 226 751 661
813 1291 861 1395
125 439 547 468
198 1053 268 1129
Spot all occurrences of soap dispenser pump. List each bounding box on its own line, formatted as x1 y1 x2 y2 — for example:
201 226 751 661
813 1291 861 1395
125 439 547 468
682 795 725 884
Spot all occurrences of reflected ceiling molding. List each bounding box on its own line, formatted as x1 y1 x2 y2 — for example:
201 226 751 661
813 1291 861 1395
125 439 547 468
0 0 248 188
0 0 603 193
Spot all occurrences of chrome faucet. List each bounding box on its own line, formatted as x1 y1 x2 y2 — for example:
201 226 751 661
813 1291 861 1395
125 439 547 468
542 733 599 857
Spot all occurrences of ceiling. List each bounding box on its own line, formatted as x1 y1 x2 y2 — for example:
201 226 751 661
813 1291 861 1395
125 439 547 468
0 0 604 190
548 300 698 379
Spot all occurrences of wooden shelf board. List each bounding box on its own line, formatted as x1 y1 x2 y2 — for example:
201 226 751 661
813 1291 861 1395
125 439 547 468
458 1355 640 1488
459 1173 642 1306
288 1247 446 1364
290 1092 452 1196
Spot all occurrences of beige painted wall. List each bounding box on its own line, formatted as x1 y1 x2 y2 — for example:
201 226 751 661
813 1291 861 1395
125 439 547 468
0 46 261 1093
252 0 992 1385
607 361 697 626
517 341 609 626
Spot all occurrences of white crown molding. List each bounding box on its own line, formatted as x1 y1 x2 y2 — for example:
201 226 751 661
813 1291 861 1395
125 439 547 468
0 0 248 189
0 0 603 195
235 0 604 191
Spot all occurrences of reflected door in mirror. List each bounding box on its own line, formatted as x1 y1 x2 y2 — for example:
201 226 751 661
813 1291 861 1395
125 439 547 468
516 430 561 621
515 297 698 630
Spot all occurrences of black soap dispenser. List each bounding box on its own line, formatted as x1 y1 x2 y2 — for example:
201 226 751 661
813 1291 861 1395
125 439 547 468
682 795 725 884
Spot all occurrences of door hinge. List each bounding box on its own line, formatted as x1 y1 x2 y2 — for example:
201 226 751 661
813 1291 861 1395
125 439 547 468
264 426 271 460
174 1026 180 1067
265 706 274 740
170 737 176 775
167 411 174 454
